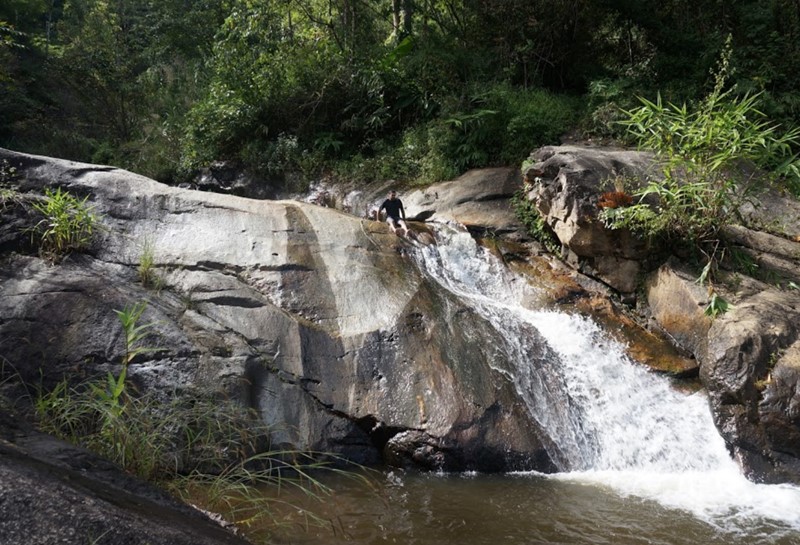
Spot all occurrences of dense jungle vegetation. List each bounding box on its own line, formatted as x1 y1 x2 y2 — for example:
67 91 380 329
2 1 800 187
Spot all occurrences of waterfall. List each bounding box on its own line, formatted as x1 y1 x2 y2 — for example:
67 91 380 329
414 224 800 534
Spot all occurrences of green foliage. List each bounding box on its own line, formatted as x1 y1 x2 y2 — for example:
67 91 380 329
326 83 580 186
0 158 18 185
29 187 97 260
584 78 641 140
36 300 155 475
603 42 800 283
486 83 582 164
137 238 162 290
511 190 561 254
704 292 732 318
4 0 800 192
114 301 157 366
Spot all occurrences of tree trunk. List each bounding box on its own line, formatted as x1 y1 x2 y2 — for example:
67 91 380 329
392 0 413 40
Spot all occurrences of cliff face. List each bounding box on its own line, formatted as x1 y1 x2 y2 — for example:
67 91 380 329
0 148 560 473
524 145 800 484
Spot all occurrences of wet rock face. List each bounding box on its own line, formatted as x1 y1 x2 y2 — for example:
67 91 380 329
760 343 800 471
646 259 800 484
0 147 559 474
703 289 800 484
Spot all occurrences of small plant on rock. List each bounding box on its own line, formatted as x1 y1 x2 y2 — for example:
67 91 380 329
33 300 364 538
511 189 561 254
30 187 98 260
137 238 162 290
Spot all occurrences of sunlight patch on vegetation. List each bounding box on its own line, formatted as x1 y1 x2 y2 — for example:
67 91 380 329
601 40 800 312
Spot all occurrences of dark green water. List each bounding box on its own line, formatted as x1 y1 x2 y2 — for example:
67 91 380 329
262 470 800 545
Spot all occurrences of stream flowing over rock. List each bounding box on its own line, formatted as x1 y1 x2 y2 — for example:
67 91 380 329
523 145 800 484
2 141 800 545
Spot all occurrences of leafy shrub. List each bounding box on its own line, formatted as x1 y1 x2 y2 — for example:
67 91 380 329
331 83 581 186
180 84 258 171
493 84 582 163
430 83 581 172
601 43 800 315
603 43 800 265
583 78 640 140
511 190 561 254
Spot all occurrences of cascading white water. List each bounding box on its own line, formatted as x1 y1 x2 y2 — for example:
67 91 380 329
414 224 800 536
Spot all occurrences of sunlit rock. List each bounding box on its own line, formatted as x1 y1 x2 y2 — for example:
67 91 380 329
521 145 654 292
0 148 557 473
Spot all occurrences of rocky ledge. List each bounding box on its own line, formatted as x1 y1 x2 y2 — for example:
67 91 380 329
0 407 249 545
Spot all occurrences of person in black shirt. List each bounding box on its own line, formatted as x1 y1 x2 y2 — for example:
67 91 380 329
377 190 409 236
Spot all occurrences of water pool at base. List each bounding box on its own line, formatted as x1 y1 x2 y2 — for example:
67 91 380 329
263 469 800 545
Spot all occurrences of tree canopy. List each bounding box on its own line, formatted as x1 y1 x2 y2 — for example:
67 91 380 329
2 0 799 185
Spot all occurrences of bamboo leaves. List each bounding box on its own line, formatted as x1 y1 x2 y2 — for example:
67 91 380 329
30 187 97 260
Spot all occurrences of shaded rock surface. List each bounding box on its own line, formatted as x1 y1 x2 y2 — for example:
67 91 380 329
647 261 800 482
0 408 249 545
703 283 800 483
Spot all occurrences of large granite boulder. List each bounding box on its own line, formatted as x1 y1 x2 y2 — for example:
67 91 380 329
401 168 525 237
0 148 559 473
703 283 800 484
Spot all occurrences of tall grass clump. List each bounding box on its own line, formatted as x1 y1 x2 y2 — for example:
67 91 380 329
34 300 364 539
30 187 97 260
137 238 163 290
